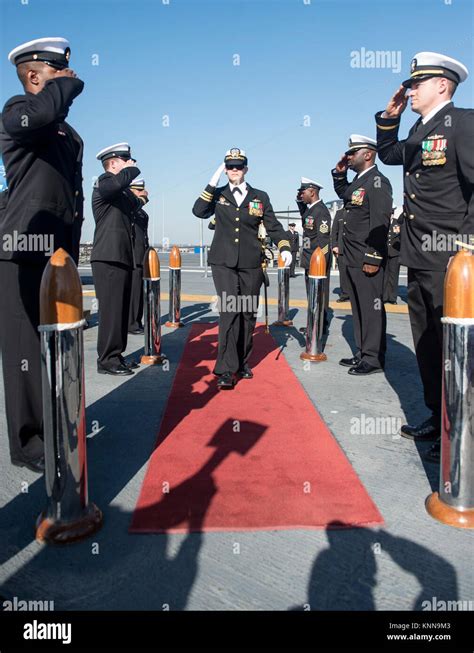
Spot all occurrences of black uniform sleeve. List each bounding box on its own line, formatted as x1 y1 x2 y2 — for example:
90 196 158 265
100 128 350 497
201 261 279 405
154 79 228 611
375 111 405 166
262 193 290 253
364 176 393 267
332 216 340 249
296 199 306 217
2 77 84 143
208 217 216 230
192 184 218 219
455 110 474 240
332 169 350 198
98 167 141 201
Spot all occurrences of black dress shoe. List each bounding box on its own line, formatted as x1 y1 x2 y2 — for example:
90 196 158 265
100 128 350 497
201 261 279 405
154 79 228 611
238 364 253 379
119 356 139 370
217 372 237 389
12 456 45 473
423 440 441 463
128 327 144 335
339 356 360 367
400 417 440 441
97 362 134 376
348 360 383 376
336 296 350 303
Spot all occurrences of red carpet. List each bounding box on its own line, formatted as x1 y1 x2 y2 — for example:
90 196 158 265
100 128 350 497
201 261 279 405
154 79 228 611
130 323 383 533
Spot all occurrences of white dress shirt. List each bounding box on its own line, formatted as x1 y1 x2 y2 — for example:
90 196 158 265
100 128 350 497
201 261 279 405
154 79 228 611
229 181 248 207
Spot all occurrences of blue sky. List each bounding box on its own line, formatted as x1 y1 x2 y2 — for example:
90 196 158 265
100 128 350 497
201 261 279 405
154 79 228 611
1 0 473 245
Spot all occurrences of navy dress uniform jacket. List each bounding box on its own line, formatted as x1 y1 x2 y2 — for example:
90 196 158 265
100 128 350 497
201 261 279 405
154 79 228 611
0 77 84 264
297 200 331 269
192 183 290 267
91 166 144 268
387 214 403 258
375 103 474 270
331 165 392 268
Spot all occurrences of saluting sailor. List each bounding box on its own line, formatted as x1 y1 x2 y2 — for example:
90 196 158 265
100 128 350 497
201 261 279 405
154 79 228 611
332 135 393 376
91 143 148 376
128 178 150 334
192 148 292 389
375 52 472 462
296 177 332 328
0 37 84 473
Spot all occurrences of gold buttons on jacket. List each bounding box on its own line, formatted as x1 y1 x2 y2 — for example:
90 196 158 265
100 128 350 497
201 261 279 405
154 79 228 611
415 173 420 179
75 190 79 196
235 238 239 242
236 208 240 211
75 211 79 217
410 193 416 199
235 217 239 221
405 172 410 176
409 214 415 220
235 228 239 232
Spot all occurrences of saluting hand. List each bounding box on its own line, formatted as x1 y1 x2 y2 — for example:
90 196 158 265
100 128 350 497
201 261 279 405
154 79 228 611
209 163 225 187
54 68 78 79
123 159 137 168
335 154 348 173
382 85 408 119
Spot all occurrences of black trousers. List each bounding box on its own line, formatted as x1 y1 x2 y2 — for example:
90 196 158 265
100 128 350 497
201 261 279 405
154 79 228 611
383 255 401 303
337 254 350 298
346 265 386 368
92 261 132 366
0 261 45 464
211 264 264 375
128 264 144 331
407 268 444 419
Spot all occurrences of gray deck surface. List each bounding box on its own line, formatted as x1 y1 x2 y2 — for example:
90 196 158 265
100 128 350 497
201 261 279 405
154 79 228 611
0 258 472 611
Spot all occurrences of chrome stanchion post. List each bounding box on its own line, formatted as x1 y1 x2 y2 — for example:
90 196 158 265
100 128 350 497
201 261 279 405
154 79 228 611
165 245 184 328
273 254 293 326
426 246 474 528
141 247 167 365
36 248 103 544
300 247 327 363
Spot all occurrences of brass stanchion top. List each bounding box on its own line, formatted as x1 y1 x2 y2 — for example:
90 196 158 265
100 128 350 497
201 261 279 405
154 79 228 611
169 245 182 269
143 247 160 279
40 248 83 325
309 246 326 277
444 248 474 319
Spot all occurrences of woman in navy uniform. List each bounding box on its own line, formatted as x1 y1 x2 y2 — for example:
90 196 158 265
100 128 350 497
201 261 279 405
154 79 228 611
193 148 292 389
375 52 472 462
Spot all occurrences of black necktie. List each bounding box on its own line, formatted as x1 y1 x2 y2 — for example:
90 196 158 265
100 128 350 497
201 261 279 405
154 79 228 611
232 187 242 195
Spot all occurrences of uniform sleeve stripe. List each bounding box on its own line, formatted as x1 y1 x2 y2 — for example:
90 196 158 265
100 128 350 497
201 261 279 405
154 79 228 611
365 252 383 259
376 123 399 130
200 194 212 202
278 240 291 249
